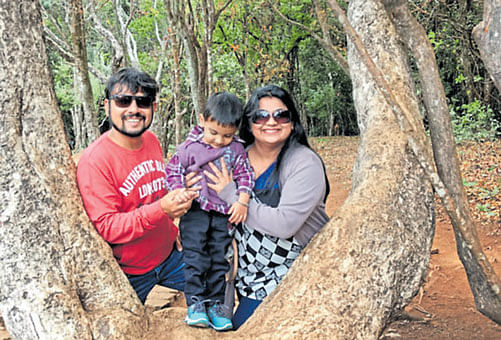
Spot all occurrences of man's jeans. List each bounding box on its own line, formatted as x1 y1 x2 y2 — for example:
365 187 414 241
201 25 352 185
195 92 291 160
126 248 185 303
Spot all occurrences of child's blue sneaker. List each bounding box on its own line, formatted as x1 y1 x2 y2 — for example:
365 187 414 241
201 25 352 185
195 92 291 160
207 301 233 331
185 298 209 328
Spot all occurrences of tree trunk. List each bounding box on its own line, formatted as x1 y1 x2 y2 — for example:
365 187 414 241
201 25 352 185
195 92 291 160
0 2 149 338
88 0 125 73
385 0 501 324
473 0 501 93
72 68 85 150
164 0 231 116
69 0 100 145
171 35 185 146
149 3 435 338
233 0 435 338
0 0 444 339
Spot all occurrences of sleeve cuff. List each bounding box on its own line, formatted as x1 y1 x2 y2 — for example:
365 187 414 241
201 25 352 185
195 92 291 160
166 183 185 191
142 199 169 227
236 186 253 195
218 182 239 204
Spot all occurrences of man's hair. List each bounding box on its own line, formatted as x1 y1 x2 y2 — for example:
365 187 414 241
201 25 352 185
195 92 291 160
202 92 243 127
105 68 158 99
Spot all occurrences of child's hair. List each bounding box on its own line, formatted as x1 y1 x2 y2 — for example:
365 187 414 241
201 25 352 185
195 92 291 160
202 92 243 127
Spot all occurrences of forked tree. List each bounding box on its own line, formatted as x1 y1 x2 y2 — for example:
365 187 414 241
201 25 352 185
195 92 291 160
0 1 497 340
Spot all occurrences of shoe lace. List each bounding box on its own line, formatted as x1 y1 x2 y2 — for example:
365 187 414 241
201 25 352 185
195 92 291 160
190 296 210 313
211 300 231 318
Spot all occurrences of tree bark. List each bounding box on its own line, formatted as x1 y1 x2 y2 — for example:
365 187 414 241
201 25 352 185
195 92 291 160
151 0 434 340
69 0 100 146
224 0 435 338
71 69 85 150
385 0 501 324
0 2 149 338
150 3 435 337
170 34 185 146
473 0 501 93
164 0 232 115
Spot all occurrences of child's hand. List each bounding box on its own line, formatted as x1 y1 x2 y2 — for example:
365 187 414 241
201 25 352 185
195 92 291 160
161 188 196 219
185 171 202 191
175 188 196 203
228 201 248 224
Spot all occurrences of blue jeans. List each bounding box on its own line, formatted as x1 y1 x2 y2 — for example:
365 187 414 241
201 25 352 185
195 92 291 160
126 248 185 303
232 294 262 330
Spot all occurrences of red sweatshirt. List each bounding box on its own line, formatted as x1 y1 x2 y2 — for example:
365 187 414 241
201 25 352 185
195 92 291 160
77 130 177 275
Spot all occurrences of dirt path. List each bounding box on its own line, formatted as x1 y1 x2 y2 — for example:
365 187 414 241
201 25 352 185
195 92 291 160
1 137 499 339
314 136 501 340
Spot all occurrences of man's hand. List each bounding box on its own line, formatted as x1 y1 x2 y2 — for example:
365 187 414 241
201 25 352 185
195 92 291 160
160 188 197 219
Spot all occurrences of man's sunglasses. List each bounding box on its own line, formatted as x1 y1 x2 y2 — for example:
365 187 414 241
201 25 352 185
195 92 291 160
110 95 154 109
251 109 291 125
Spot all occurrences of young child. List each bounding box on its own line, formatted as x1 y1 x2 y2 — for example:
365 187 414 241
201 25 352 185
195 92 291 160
165 92 254 331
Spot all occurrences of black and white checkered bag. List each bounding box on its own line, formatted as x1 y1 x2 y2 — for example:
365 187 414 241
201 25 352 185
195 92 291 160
234 223 303 300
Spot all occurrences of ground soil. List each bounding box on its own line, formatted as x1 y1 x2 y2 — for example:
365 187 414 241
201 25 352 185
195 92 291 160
0 137 499 339
314 136 501 340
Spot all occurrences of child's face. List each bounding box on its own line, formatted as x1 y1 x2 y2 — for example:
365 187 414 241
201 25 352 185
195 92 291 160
199 115 237 149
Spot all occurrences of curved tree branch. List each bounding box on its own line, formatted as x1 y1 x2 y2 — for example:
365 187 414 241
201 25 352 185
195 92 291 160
328 0 501 324
268 0 350 74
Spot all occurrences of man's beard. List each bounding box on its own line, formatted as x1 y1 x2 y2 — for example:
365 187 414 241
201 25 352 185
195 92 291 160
110 113 153 137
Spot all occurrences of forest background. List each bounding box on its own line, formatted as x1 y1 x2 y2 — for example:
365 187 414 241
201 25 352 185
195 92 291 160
1 0 500 338
42 0 500 154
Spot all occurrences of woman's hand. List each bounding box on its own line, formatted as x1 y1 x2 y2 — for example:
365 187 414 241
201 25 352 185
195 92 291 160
205 157 233 193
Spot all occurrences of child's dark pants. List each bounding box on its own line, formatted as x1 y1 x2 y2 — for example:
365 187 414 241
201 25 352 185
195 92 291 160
179 202 232 306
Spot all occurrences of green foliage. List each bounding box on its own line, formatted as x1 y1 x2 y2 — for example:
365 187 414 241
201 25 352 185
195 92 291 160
462 179 477 187
297 38 357 136
416 0 501 135
479 186 499 199
476 203 496 217
212 53 245 96
42 0 500 147
451 100 499 142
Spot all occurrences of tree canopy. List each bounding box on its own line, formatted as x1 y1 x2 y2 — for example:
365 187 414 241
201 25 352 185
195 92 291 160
41 0 499 151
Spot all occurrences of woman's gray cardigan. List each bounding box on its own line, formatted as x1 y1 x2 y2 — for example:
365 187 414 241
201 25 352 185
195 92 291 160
219 144 329 246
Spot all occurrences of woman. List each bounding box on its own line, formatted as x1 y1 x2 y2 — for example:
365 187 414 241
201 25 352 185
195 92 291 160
206 84 330 329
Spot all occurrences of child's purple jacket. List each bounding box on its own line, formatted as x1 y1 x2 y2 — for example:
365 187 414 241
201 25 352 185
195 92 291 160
164 125 254 214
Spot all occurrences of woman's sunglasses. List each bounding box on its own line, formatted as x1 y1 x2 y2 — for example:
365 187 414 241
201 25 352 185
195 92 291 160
251 109 291 125
110 95 154 109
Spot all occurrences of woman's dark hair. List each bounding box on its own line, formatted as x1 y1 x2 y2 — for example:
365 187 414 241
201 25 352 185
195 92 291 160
241 84 330 202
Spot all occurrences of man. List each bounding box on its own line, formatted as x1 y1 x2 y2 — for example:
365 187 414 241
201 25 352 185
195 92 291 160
77 68 197 303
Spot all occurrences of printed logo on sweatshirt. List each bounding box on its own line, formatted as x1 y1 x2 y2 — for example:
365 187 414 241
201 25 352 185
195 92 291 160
119 160 165 197
138 177 165 199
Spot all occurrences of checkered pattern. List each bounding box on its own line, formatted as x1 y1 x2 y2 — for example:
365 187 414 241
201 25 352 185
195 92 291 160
234 223 303 300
